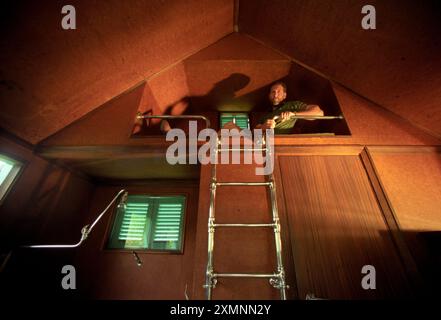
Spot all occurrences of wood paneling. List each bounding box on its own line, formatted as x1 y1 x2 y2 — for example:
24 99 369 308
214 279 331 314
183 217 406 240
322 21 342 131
368 148 441 232
187 33 288 61
368 147 441 294
278 155 414 299
359 149 422 292
39 82 146 146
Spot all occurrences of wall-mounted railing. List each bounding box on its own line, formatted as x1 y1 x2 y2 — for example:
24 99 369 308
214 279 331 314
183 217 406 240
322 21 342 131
136 114 211 129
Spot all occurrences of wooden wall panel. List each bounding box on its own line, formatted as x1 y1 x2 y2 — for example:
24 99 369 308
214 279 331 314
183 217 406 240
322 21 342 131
368 148 441 294
368 149 441 232
278 155 414 299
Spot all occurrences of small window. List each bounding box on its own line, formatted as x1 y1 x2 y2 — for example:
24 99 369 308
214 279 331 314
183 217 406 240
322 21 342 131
0 154 23 204
107 195 186 252
220 113 250 130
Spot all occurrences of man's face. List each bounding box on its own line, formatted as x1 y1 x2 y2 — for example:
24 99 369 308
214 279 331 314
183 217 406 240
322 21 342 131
269 84 286 106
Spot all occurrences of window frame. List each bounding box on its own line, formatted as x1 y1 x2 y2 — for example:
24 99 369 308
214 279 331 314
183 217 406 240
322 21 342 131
219 112 250 130
104 193 188 254
0 152 25 206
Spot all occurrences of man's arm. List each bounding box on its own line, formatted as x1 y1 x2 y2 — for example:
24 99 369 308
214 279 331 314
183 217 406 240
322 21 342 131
279 104 323 121
255 111 277 130
302 104 324 116
254 102 323 129
255 119 275 130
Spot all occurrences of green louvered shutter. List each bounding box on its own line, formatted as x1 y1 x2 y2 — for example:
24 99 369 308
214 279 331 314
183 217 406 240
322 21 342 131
108 195 185 251
151 196 185 250
220 113 249 129
233 113 249 129
119 201 149 240
108 195 150 249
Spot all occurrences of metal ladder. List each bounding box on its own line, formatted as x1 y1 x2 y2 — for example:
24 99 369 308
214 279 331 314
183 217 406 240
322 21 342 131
204 134 288 300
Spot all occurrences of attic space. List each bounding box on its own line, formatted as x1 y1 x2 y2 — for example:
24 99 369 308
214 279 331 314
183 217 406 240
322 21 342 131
0 0 441 303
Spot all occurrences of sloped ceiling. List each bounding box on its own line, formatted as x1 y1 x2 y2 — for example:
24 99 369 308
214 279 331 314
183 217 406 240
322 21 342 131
0 0 234 144
1 0 441 145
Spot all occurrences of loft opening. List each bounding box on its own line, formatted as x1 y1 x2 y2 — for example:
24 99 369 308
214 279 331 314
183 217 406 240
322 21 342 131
130 72 351 137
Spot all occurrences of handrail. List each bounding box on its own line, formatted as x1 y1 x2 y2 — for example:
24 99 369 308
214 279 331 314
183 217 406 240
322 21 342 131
273 114 344 121
136 114 211 129
136 114 341 131
23 189 127 249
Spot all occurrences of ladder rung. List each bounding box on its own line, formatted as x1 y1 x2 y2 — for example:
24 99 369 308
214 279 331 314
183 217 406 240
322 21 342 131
213 223 276 228
216 182 271 186
218 148 267 152
214 273 278 278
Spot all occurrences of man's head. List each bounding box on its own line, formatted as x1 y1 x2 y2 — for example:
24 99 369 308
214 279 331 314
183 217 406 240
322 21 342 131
269 82 287 106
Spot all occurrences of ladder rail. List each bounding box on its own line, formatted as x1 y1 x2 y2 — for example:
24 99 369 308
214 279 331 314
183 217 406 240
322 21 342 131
265 137 288 298
205 139 218 300
268 178 288 299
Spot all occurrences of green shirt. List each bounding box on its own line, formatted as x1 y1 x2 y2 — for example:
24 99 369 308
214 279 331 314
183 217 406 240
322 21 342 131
259 100 308 134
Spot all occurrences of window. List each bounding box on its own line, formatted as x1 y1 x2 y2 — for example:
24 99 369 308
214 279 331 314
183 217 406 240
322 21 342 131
220 113 250 130
107 195 186 252
0 154 23 204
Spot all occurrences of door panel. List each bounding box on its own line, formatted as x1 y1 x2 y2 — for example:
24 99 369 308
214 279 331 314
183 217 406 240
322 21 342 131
278 155 413 299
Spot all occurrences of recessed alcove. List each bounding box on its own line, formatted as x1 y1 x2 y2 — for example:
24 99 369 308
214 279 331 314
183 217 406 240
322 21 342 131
130 34 350 137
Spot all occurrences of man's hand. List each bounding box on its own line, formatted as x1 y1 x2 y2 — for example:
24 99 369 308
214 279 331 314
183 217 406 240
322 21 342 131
280 111 294 121
264 119 276 129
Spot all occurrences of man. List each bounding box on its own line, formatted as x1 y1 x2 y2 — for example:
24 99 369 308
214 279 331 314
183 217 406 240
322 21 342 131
255 82 324 134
